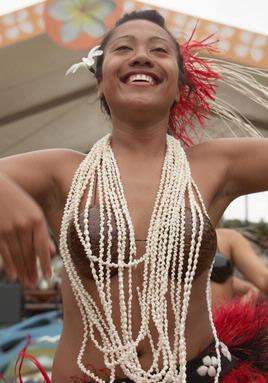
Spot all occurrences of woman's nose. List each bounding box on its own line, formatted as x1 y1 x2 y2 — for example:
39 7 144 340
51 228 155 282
128 50 154 67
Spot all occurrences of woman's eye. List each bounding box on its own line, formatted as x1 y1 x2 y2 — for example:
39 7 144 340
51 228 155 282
153 47 168 53
115 46 132 51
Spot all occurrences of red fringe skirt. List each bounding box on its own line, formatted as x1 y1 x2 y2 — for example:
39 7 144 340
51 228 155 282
214 297 268 383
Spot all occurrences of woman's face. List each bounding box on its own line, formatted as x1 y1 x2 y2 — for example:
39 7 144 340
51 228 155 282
98 19 180 121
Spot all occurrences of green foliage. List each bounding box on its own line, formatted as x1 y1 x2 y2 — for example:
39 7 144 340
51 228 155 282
222 219 268 245
221 219 248 228
255 219 268 236
221 219 268 237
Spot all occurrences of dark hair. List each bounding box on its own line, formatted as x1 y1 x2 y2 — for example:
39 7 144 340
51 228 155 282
94 10 192 116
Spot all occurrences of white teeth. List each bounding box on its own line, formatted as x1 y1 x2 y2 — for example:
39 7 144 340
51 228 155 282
126 74 155 85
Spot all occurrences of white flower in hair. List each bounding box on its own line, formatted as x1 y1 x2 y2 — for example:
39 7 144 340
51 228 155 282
65 45 103 76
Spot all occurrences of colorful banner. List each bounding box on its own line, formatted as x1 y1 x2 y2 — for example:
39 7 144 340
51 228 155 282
44 0 124 49
0 0 267 68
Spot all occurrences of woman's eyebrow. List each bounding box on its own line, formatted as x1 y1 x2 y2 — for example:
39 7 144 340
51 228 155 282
111 35 170 43
110 35 133 42
149 36 170 43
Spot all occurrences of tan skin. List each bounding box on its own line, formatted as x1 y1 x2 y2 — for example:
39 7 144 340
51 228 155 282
212 228 268 305
1 19 268 381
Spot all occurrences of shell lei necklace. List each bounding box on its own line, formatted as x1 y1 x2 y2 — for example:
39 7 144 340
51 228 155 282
59 134 223 383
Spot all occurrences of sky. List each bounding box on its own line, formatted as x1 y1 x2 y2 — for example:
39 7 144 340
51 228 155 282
223 193 268 223
1 0 268 222
0 0 42 16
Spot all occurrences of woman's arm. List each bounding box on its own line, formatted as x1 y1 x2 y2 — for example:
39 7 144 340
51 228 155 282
186 137 268 225
227 229 268 295
187 137 268 225
213 137 268 198
0 149 83 287
232 276 260 297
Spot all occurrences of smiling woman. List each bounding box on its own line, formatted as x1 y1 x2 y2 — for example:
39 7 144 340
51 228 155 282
0 8 268 383
96 22 180 130
92 11 220 146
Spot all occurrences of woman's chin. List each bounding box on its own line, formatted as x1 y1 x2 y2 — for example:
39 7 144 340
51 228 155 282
113 98 166 116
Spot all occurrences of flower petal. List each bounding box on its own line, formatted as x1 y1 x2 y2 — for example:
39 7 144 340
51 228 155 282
48 1 72 21
82 57 94 66
87 45 103 58
211 356 219 367
251 48 264 62
202 355 212 366
61 20 81 43
89 0 116 19
208 366 216 377
65 62 87 76
93 50 103 57
82 18 106 37
196 366 208 377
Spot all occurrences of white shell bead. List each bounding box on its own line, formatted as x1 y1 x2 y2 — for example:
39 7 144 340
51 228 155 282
208 366 217 377
202 355 212 366
197 365 209 376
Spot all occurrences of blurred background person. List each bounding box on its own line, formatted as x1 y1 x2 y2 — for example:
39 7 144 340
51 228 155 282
211 228 268 305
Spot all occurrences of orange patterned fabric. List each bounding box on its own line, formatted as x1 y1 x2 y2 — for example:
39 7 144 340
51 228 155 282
0 0 267 68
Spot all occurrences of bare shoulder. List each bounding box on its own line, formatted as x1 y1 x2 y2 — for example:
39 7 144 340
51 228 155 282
51 149 86 201
185 138 233 160
186 136 267 162
35 148 86 209
0 147 85 174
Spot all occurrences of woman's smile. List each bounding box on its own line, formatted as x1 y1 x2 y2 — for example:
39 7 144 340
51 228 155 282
99 19 179 115
119 70 163 88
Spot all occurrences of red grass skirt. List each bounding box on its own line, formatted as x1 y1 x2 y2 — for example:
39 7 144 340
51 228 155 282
214 297 268 383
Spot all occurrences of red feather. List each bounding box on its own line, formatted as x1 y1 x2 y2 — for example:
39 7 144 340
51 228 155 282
214 297 268 382
170 31 220 146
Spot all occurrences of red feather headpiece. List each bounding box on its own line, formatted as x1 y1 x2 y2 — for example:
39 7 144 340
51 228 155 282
169 29 220 146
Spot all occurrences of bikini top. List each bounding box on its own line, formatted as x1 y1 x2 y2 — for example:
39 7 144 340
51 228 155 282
67 205 217 280
210 251 234 284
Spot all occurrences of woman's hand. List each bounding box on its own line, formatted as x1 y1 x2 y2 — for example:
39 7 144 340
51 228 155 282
233 276 261 300
0 173 56 288
241 286 262 303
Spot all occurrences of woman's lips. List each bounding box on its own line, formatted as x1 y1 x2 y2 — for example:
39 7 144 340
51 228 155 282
127 73 155 85
120 72 162 87
124 81 156 87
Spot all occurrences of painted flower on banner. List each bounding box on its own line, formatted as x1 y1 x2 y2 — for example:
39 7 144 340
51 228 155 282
48 0 116 43
234 32 267 62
